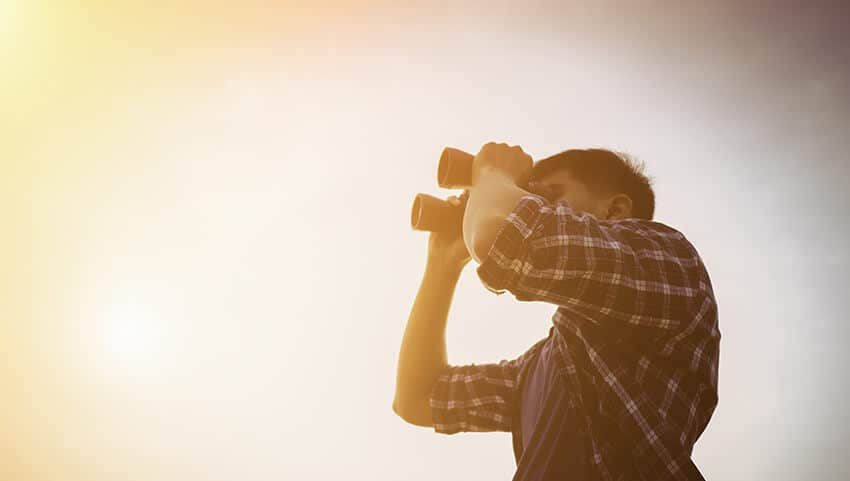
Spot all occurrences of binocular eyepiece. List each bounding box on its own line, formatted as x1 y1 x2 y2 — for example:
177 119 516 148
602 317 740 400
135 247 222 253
410 148 475 232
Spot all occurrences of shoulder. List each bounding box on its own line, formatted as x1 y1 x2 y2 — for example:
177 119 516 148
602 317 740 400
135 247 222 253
602 218 702 260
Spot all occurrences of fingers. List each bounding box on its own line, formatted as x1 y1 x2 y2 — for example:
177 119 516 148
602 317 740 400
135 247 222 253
482 141 526 153
478 142 532 166
447 196 468 208
479 142 508 156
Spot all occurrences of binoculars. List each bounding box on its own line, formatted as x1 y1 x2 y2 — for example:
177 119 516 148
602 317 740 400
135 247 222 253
411 147 545 232
410 147 475 233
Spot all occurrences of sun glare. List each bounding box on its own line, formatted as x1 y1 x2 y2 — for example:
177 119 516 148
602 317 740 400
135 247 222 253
0 1 13 35
89 285 177 380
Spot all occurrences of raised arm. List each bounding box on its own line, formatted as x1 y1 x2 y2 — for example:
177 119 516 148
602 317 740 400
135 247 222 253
464 145 702 339
393 196 470 427
462 143 535 264
463 168 532 264
393 248 531 433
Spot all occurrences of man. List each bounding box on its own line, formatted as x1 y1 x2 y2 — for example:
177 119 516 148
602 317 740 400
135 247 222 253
393 142 720 480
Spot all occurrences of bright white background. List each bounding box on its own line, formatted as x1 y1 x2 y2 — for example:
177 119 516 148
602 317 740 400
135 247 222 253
2 2 849 480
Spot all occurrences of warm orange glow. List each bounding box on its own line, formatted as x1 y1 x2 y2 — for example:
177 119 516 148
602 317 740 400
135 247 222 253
2 3 847 481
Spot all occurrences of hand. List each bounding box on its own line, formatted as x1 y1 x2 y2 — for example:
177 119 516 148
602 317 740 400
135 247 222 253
471 142 533 187
426 194 471 272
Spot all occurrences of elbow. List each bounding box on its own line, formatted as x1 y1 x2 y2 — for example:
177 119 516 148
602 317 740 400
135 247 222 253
392 396 406 418
392 395 414 423
468 216 503 264
473 234 496 264
392 395 432 427
392 395 409 422
392 397 413 425
392 397 402 418
472 235 493 264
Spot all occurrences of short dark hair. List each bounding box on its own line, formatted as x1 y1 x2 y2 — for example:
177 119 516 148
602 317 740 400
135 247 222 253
530 148 656 220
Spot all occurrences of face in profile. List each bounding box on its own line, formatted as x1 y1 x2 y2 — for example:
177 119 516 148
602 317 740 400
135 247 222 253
529 169 633 220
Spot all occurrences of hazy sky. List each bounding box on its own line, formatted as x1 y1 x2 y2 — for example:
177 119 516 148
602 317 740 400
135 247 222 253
3 2 849 480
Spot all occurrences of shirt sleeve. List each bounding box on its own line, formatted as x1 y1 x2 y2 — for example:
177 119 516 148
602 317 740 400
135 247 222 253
428 357 521 434
476 194 701 336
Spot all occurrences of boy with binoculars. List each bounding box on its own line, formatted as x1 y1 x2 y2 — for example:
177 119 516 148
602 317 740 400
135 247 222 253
394 142 719 481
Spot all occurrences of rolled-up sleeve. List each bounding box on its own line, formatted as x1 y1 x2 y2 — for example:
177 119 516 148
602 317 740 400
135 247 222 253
476 194 701 335
428 358 521 434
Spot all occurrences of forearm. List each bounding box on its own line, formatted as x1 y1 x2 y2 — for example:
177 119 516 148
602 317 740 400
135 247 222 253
463 169 533 263
393 259 463 416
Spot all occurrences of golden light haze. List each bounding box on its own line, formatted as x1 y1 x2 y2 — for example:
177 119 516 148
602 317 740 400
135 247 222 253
3 3 849 481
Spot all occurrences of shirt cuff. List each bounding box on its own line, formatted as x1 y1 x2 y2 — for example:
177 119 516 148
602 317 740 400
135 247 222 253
475 194 548 296
428 371 466 434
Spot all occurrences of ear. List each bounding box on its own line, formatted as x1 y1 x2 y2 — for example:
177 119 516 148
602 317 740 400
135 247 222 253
604 194 633 220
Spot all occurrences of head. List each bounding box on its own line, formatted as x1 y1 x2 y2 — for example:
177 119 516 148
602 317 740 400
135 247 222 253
528 148 655 221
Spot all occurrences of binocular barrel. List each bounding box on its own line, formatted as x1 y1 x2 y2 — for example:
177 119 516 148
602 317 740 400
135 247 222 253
411 146 548 232
411 147 475 232
437 147 475 189
410 193 465 233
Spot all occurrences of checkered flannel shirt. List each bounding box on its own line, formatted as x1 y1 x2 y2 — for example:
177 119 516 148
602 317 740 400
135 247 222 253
429 194 720 480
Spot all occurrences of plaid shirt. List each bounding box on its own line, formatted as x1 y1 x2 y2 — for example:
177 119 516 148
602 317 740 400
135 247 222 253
429 195 720 480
